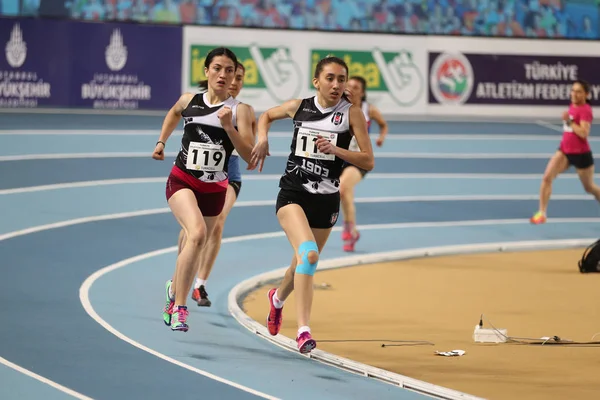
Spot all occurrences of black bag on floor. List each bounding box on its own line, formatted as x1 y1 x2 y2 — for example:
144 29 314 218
578 239 600 273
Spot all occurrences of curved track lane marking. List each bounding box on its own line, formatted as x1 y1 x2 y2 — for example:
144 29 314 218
0 357 93 400
3 210 600 243
4 212 600 398
79 244 281 400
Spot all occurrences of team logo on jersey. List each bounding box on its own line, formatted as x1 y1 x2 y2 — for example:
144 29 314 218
331 112 344 126
330 212 339 225
105 29 127 72
5 23 27 68
429 52 474 105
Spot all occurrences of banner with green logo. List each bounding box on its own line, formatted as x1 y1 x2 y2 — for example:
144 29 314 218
185 41 303 108
310 49 424 107
189 45 267 89
182 26 427 115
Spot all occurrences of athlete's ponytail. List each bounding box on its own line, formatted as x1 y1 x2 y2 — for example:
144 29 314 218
198 80 209 92
575 79 591 104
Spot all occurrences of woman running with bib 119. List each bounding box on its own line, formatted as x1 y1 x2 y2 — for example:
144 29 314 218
187 62 256 307
153 47 255 332
249 56 374 353
531 79 600 224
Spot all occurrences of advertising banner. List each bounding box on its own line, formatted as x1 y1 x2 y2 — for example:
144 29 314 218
188 43 304 107
69 21 182 110
0 18 70 108
310 48 424 109
7 18 600 119
182 26 428 115
0 17 182 110
428 52 600 107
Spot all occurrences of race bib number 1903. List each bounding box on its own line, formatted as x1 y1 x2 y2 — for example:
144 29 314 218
186 141 225 172
294 127 337 161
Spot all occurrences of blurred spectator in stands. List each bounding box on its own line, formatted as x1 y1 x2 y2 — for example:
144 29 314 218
179 0 196 23
497 7 525 36
21 0 40 16
130 0 149 22
151 0 180 23
3 0 598 40
80 0 106 20
582 15 595 38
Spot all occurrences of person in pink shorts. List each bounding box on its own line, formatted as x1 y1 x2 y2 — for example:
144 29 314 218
531 79 600 224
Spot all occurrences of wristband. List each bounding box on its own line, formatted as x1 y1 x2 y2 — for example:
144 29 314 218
156 141 166 147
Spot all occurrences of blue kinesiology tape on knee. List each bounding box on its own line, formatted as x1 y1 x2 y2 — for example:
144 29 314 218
295 241 319 276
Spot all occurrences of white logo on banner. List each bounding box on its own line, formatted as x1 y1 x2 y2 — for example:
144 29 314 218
0 23 51 108
105 29 127 72
249 44 302 102
5 23 27 68
82 28 150 109
372 48 424 106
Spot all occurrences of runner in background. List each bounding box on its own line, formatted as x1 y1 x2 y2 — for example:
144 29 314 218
531 79 600 224
340 76 388 251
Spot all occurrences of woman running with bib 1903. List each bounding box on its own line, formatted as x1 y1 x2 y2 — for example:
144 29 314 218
152 47 255 332
531 79 600 224
340 76 388 252
249 56 374 353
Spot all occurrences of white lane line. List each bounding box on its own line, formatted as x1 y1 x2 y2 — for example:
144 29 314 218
77 221 600 400
535 120 563 132
79 244 280 400
2 151 594 162
0 130 585 141
2 172 585 195
0 356 93 399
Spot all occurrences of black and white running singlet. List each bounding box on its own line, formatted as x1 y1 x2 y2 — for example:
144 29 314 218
175 92 240 183
279 96 353 194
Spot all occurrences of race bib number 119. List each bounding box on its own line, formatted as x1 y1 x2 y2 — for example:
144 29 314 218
186 141 225 172
294 127 337 161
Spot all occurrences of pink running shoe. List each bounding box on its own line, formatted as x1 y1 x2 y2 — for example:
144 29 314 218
343 231 360 252
296 331 317 354
266 288 283 336
341 222 352 241
530 211 547 225
171 305 189 332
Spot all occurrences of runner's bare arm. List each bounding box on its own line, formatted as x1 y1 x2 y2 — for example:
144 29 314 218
369 105 388 146
329 104 374 171
153 93 194 160
256 99 303 142
572 120 591 139
248 105 258 140
225 103 255 164
250 99 302 172
158 93 194 144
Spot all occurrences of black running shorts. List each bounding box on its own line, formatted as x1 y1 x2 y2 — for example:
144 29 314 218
561 151 594 170
275 189 340 229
